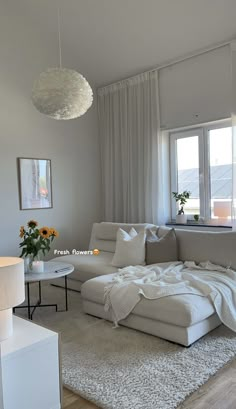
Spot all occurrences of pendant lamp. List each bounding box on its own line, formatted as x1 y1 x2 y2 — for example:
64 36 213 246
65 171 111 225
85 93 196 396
31 7 93 120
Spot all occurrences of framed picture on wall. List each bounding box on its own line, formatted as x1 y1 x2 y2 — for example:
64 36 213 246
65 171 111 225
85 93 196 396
17 157 53 210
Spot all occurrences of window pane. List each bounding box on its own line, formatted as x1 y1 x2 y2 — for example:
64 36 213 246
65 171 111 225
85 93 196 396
176 136 200 215
209 127 232 219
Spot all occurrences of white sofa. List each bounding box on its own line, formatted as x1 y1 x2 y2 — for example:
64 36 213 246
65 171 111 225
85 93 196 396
51 223 156 291
51 222 236 346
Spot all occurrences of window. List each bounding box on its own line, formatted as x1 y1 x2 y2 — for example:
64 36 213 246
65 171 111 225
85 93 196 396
170 121 232 223
209 127 232 219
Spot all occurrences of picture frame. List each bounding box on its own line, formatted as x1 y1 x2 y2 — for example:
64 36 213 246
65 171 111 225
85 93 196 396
17 157 53 210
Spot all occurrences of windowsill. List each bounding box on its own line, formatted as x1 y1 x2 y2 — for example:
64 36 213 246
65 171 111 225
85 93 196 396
166 221 232 229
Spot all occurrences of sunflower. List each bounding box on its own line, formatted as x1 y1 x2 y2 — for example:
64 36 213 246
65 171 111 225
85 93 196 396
39 226 50 239
50 228 59 238
19 226 25 238
27 220 38 229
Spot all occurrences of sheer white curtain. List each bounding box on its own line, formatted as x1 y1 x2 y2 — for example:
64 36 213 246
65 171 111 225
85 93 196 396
98 70 166 224
231 41 236 228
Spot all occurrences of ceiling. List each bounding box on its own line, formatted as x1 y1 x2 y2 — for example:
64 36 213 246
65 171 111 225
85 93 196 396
3 0 236 87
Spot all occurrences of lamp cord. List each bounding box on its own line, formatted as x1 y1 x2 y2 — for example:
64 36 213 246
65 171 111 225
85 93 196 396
57 5 62 68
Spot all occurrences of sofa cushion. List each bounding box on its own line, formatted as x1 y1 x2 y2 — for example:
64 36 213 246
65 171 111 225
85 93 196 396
89 222 157 252
158 227 236 269
81 266 215 327
90 239 116 253
112 228 146 267
50 252 118 282
146 229 178 264
95 222 156 241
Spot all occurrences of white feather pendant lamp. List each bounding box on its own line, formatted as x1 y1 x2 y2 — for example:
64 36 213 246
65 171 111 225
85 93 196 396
31 68 93 120
31 6 93 120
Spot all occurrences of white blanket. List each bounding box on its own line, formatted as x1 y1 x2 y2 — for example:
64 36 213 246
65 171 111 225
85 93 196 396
104 261 236 331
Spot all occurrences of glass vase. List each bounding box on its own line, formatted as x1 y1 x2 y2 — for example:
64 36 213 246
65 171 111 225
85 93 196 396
24 254 44 273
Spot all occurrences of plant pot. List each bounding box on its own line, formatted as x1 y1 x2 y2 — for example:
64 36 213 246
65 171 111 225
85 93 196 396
176 214 187 224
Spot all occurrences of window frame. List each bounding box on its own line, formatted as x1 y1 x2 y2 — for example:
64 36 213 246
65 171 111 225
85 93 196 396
170 120 232 222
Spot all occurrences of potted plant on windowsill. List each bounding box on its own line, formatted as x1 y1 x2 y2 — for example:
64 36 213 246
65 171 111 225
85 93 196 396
172 191 191 224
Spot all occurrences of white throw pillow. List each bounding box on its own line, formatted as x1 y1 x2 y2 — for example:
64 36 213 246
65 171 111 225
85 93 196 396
111 228 146 267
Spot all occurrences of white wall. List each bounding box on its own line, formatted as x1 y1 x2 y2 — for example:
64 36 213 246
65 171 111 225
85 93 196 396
159 45 231 129
0 4 102 256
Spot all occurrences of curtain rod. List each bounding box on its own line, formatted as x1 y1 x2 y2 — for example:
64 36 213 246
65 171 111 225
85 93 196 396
97 39 232 91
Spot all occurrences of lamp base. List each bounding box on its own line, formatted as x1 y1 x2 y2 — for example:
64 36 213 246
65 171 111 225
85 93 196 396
0 308 13 341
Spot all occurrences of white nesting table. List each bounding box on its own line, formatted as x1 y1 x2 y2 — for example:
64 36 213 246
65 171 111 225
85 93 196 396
14 261 74 320
0 316 61 409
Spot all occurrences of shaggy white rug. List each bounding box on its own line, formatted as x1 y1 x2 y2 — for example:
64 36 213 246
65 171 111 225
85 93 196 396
16 283 236 409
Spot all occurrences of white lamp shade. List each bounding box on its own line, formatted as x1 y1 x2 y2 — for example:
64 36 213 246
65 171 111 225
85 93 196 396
31 67 93 120
0 257 25 310
213 201 231 218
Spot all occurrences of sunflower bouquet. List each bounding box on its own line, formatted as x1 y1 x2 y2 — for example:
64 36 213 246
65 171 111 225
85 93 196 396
19 220 59 260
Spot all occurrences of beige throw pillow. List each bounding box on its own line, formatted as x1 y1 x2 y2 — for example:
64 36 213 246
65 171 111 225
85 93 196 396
146 228 178 265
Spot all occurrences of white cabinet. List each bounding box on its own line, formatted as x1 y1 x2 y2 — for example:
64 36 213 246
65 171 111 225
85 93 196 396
0 316 61 409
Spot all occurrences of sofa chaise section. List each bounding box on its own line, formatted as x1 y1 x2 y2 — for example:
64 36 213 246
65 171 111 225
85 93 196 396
81 270 221 346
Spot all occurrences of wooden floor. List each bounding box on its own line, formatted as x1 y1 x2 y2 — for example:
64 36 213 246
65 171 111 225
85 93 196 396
63 358 236 409
63 388 97 409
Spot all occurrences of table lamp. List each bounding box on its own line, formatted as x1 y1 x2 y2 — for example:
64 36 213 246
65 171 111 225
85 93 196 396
0 257 25 341
213 201 231 219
